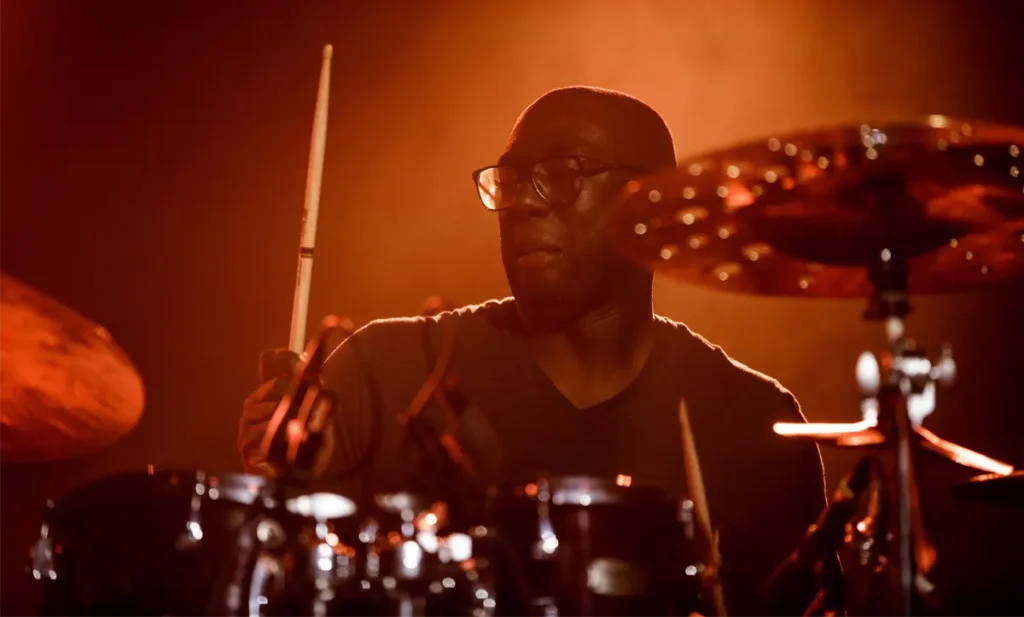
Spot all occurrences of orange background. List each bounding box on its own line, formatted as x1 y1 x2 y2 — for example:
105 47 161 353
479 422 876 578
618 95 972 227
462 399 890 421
2 1 1022 613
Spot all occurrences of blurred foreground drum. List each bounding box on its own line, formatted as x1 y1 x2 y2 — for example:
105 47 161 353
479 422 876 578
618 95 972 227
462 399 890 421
485 475 710 616
29 469 356 616
256 491 491 617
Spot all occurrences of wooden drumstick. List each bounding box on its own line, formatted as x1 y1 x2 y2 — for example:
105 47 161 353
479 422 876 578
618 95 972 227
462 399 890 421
289 43 334 354
678 397 729 616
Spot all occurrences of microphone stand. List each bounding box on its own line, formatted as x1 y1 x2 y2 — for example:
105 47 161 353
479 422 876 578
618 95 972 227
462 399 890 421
775 244 1014 615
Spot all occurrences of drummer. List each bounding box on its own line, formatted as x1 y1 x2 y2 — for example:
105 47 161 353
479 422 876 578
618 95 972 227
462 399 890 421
239 86 834 615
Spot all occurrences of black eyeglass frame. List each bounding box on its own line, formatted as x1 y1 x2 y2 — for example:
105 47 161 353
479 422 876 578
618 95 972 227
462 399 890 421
471 155 648 211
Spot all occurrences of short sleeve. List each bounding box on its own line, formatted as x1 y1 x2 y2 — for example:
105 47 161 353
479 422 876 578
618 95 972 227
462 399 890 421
317 329 381 498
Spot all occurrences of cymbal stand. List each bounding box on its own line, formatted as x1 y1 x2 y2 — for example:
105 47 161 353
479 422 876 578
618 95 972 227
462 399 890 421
775 243 1013 615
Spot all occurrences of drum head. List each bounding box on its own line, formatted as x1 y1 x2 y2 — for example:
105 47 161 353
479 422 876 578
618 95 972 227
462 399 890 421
285 492 357 519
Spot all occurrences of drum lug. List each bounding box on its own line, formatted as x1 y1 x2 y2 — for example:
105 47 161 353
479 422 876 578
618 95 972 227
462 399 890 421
678 498 696 539
531 477 560 560
247 553 285 617
256 519 286 549
178 470 207 549
28 499 57 581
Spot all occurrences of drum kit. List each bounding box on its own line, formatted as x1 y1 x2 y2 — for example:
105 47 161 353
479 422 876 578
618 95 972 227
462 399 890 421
3 47 1023 617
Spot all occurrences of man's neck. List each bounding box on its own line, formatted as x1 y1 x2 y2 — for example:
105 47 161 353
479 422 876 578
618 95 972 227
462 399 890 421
515 292 656 408
519 293 656 374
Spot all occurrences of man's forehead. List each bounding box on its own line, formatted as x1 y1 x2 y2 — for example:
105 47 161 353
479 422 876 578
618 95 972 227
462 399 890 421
500 116 613 165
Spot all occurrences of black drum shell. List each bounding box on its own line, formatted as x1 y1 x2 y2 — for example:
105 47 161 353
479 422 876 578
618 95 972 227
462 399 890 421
34 470 315 616
483 476 707 616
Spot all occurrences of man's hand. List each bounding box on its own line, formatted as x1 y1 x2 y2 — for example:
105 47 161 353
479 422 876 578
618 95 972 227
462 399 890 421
237 349 301 475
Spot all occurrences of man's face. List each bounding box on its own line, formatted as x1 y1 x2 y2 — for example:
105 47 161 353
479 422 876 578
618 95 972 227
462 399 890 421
496 114 642 326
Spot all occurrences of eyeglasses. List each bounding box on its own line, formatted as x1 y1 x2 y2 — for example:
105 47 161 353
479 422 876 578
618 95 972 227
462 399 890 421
471 156 647 211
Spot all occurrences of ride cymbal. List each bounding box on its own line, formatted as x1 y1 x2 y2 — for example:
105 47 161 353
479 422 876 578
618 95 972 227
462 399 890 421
0 274 144 463
951 470 1024 507
609 117 1024 297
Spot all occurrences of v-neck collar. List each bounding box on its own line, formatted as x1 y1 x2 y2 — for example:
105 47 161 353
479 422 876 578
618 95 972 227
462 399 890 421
482 299 668 412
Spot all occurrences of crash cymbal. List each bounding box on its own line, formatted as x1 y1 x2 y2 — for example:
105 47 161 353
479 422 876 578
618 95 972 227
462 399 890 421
610 117 1024 297
0 274 144 463
951 470 1024 507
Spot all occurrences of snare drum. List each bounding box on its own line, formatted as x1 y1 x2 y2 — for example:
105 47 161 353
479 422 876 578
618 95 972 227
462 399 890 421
484 475 709 616
30 469 356 616
333 492 493 616
252 491 493 616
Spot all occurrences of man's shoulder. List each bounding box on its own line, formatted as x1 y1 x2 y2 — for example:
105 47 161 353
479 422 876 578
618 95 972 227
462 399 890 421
653 314 806 423
346 297 512 353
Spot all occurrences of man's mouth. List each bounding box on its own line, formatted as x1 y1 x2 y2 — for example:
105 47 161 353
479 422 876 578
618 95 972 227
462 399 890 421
514 242 564 267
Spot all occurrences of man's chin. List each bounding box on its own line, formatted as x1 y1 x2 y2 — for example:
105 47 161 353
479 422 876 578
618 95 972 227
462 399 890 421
509 284 588 331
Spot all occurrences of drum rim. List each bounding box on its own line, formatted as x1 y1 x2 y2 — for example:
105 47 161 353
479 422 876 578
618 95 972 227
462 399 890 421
44 469 271 514
491 474 676 506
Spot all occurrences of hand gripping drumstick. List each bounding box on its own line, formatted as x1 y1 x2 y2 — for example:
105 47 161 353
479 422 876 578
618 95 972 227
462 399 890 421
679 398 729 616
289 44 334 354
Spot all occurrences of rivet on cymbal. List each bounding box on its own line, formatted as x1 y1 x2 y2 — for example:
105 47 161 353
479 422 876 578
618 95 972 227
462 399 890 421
1010 165 1019 178
718 226 732 239
660 246 677 260
768 138 781 151
676 207 707 225
648 189 662 203
937 139 948 151
965 250 974 261
981 265 989 275
689 163 703 176
962 123 973 137
784 144 798 156
726 165 740 179
682 187 696 199
688 234 708 249
634 223 648 235
713 262 741 282
717 186 729 198
742 243 772 262
1011 145 1020 157
881 248 892 262
765 170 778 183
949 238 959 248
866 148 879 160
973 154 984 167
798 277 811 290
817 157 829 169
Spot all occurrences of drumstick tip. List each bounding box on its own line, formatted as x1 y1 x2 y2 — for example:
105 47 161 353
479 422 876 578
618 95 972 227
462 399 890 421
322 44 333 60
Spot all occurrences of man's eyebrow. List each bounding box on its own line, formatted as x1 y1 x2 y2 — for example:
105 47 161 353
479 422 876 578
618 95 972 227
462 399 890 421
497 143 591 166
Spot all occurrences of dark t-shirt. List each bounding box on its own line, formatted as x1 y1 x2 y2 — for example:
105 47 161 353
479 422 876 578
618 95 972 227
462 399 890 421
290 298 826 615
